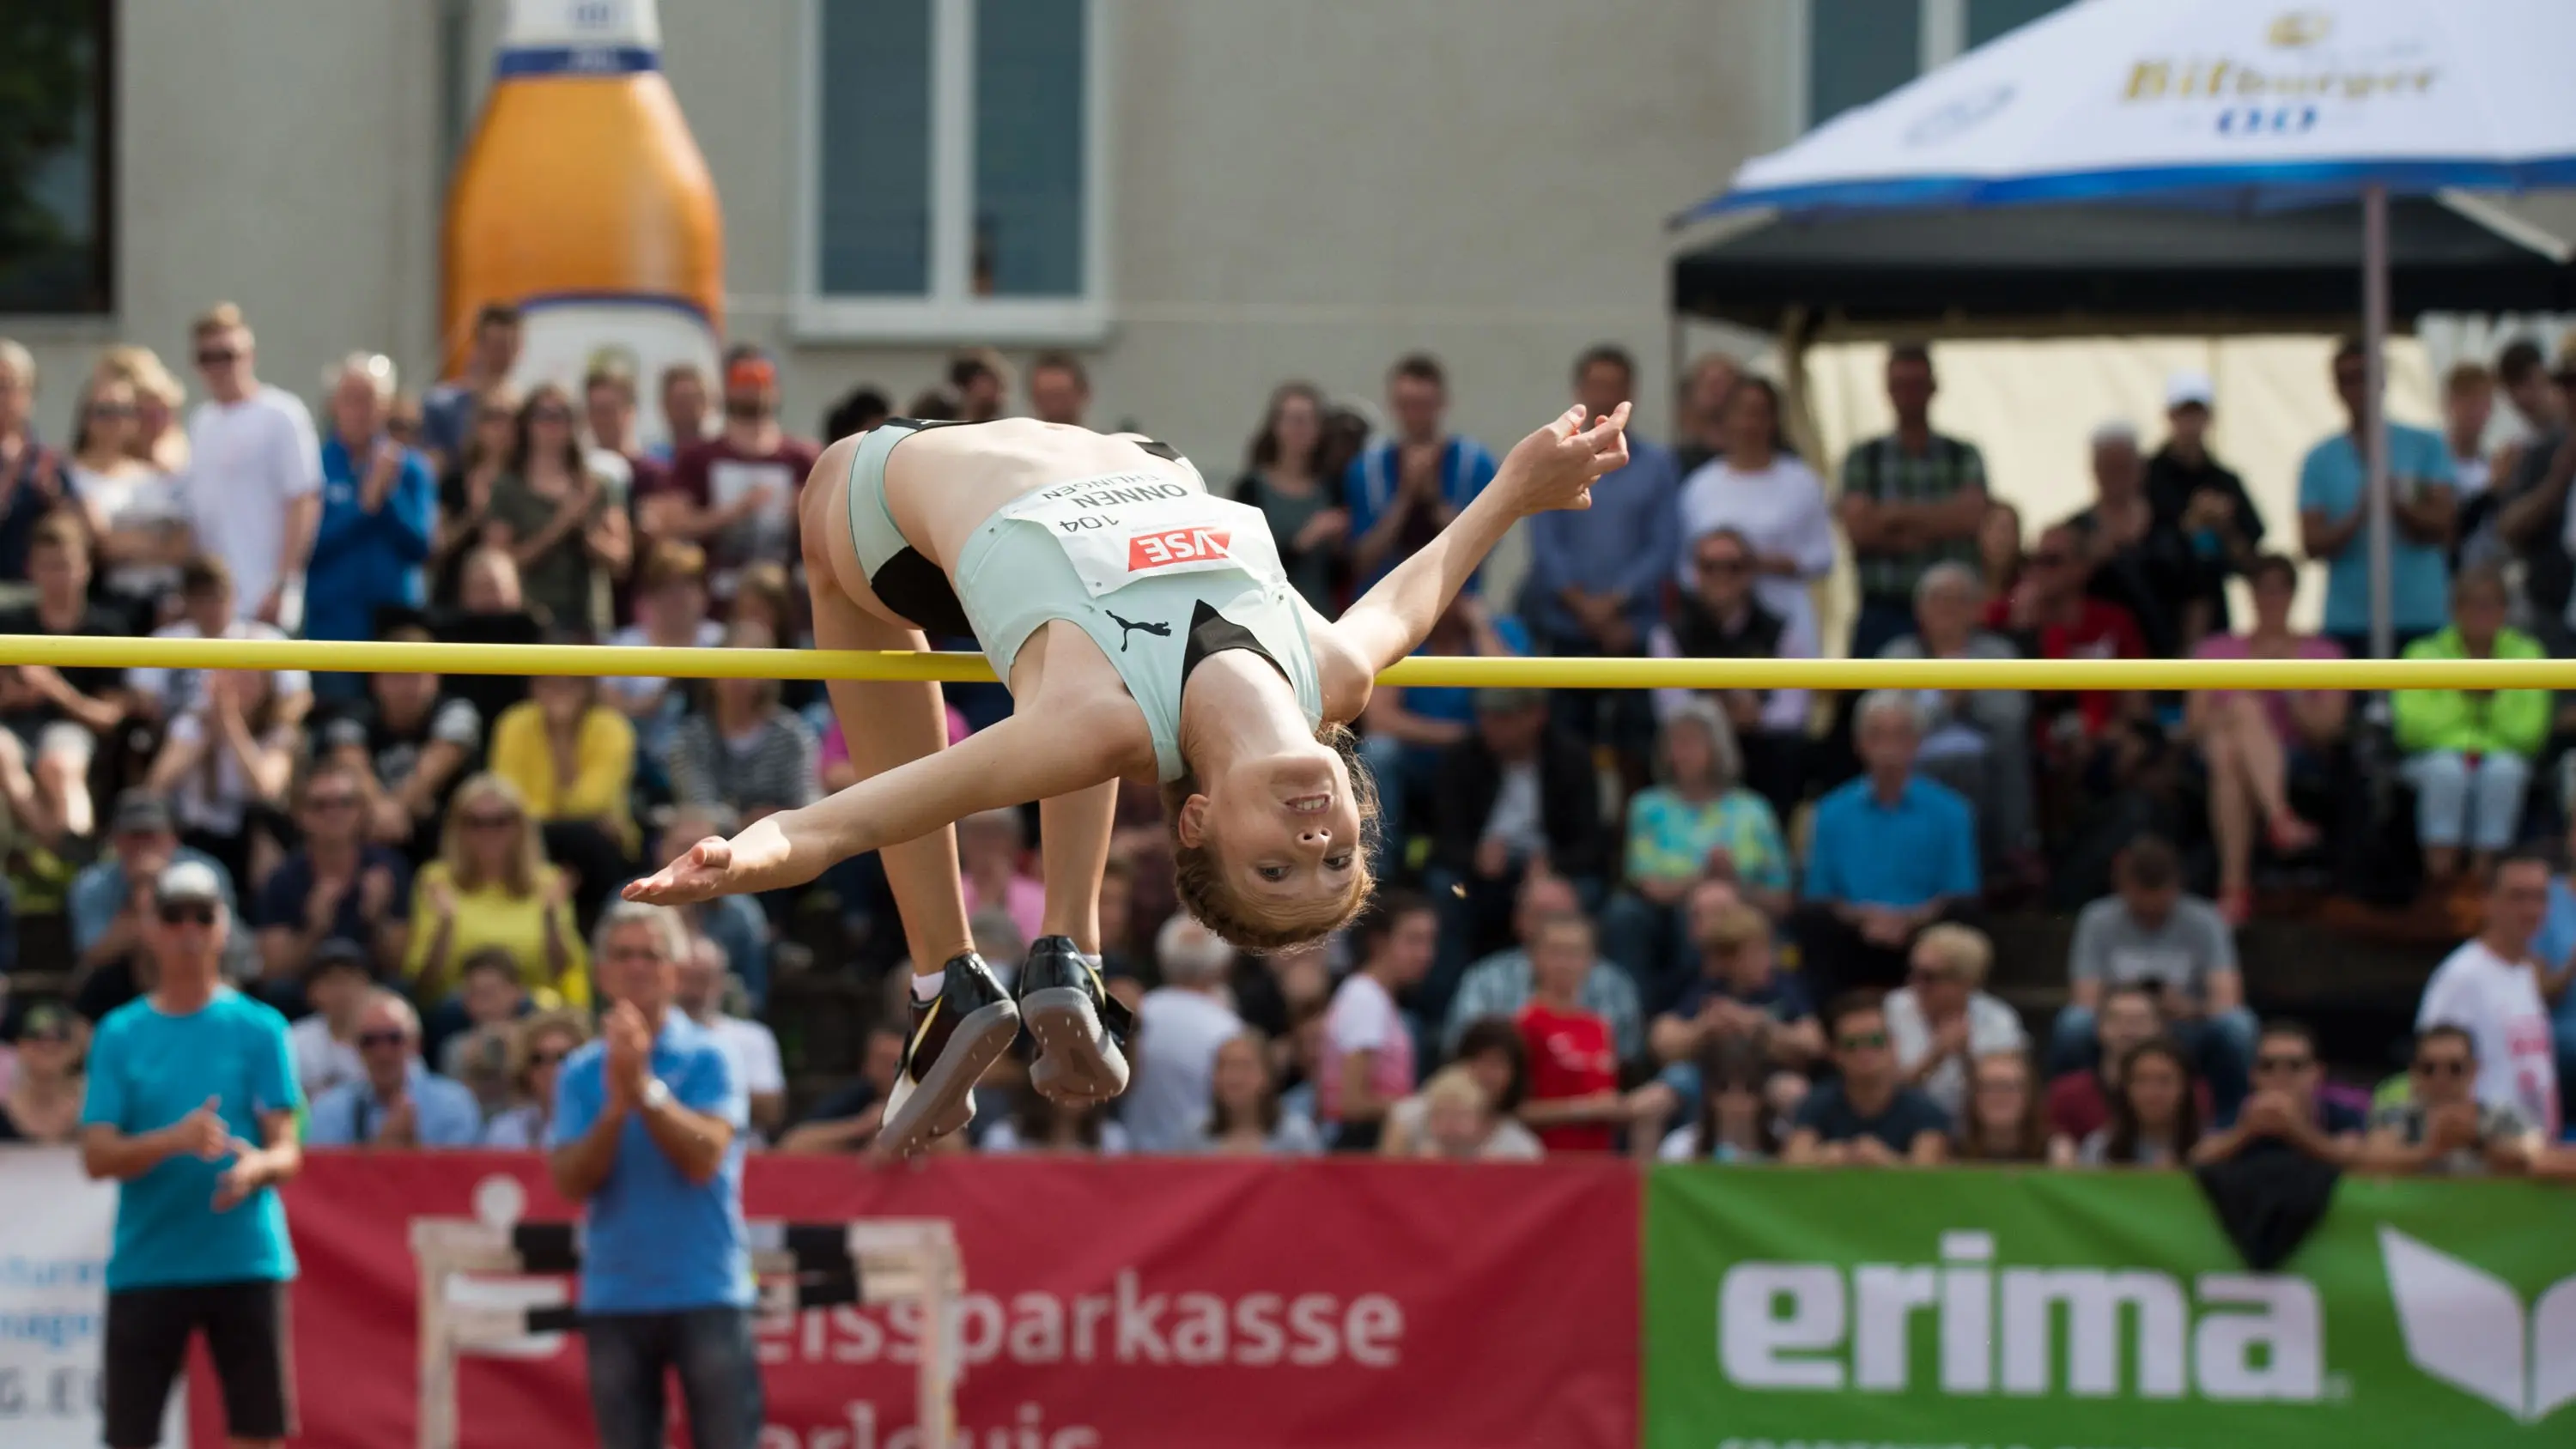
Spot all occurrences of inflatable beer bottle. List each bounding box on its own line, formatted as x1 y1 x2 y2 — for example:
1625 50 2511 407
440 0 722 448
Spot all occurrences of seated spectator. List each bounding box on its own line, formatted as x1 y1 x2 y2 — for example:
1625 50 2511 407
0 1002 84 1144
287 940 375 1101
1886 924 2027 1123
1513 912 1656 1155
0 512 127 845
675 934 785 1139
821 383 890 444
323 615 482 862
436 949 532 1114
2144 371 2264 651
1232 382 1348 615
1783 991 1950 1165
304 990 484 1148
981 1088 1131 1155
427 382 519 603
1443 873 1643 1064
665 620 819 822
605 539 720 762
2527 803 2576 1123
481 1008 588 1148
69 791 252 1021
1795 692 1981 997
1601 703 1790 996
2056 834 2253 1113
1649 526 1817 821
489 669 637 922
1382 1016 1544 1160
485 381 629 634
2190 1021 2363 1166
956 806 1044 949
69 369 187 632
2417 852 2561 1139
630 803 773 1010
1672 352 1740 476
1319 893 1434 1151
252 761 410 992
1429 688 1608 969
1977 499 2024 601
1656 1037 1782 1163
430 547 544 726
1126 915 1246 1155
144 665 302 889
1359 593 1527 869
2300 337 2456 659
2079 1040 2203 1167
1647 889 1824 1108
2395 567 2548 884
1984 521 2148 761
1394 1066 1528 1161
2186 553 2342 919
2046 982 2211 1145
1190 1030 1325 1155
777 1026 907 1155
1953 1048 2065 1165
2360 1025 2540 1176
308 352 435 696
1675 375 1832 655
1880 561 2035 865
402 773 588 1010
125 553 313 727
2064 421 2190 658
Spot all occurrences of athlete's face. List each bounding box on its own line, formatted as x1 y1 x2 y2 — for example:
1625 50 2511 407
1186 744 1363 909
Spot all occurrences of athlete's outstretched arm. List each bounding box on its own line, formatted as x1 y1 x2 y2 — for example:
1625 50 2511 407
1328 403 1630 678
625 709 1132 905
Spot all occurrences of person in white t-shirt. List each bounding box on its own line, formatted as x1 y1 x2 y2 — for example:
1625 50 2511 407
2418 854 2562 1141
1122 913 1246 1153
68 371 188 625
124 555 312 725
176 303 321 629
1316 893 1435 1151
1675 375 1834 648
1885 923 2029 1123
289 942 375 1102
675 933 787 1139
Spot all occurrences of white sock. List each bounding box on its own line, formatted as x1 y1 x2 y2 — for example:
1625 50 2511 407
912 973 944 1003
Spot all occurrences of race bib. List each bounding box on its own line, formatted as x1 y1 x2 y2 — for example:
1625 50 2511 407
999 473 1279 598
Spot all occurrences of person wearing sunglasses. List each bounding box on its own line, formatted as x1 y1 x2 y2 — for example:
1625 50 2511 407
69 368 189 630
402 773 588 1013
302 990 483 1149
176 302 322 633
2189 1021 2362 1167
480 1008 589 1149
1783 991 1951 1167
0 1001 86 1143
66 789 254 1024
77 858 304 1449
1648 526 1818 822
2359 1026 2537 1177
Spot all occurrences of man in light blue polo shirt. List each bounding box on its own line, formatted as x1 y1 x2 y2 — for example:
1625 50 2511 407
2298 337 2458 658
1799 692 1981 999
304 990 485 1148
550 900 756 1449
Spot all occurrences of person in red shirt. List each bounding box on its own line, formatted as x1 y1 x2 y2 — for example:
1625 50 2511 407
1514 911 1639 1153
2044 982 2209 1142
1986 522 2148 741
642 347 821 603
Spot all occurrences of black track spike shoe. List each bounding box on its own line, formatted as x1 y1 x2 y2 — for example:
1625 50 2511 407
1017 936 1133 1106
874 952 1020 1159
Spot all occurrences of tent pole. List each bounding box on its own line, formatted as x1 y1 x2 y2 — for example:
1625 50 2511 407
2363 184 2394 662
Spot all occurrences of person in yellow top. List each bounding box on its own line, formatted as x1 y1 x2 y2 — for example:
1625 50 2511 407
403 773 590 1010
486 669 639 924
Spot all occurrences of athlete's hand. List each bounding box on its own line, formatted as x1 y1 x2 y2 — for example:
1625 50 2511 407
623 836 740 906
1500 403 1631 518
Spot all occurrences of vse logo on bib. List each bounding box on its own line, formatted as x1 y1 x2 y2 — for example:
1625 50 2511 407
1130 525 1232 572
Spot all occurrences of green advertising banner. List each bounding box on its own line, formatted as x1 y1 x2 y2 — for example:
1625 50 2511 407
1645 1167 2576 1449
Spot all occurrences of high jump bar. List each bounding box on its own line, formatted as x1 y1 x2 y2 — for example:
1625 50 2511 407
1 633 2569 689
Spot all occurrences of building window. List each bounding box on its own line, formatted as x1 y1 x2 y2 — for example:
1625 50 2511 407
1802 0 2069 130
801 0 1105 343
0 0 113 315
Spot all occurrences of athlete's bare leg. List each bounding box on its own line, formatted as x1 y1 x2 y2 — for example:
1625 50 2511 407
1036 783 1118 951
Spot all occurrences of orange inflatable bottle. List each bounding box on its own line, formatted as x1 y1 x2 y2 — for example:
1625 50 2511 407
440 0 722 448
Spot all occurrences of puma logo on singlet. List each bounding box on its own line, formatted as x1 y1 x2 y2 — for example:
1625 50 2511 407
1107 611 1171 652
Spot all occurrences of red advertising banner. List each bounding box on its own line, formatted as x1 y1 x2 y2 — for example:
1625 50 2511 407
188 1153 1637 1449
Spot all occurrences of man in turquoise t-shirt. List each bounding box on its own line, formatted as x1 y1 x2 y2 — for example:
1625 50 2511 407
2297 337 2458 658
78 860 305 1449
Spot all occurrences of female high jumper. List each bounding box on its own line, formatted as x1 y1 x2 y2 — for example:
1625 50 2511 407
625 401 1631 1155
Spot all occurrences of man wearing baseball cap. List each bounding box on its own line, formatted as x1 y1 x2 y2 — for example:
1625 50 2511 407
642 344 821 601
2145 369 2264 644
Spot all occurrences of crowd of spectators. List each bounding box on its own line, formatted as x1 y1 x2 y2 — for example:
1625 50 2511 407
0 306 2572 1182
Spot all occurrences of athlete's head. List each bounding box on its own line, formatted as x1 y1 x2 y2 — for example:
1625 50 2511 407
1163 723 1378 952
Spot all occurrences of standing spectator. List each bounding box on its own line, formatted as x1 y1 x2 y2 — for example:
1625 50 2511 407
1124 914 1246 1154
2443 363 2502 570
948 350 1009 423
1443 872 1645 1062
583 362 668 501
650 361 712 464
647 349 820 603
2186 555 2342 919
2492 337 2566 488
308 353 435 692
0 337 70 582
1880 561 2036 867
2144 370 2263 646
94 344 191 475
2080 1040 2203 1167
547 901 759 1449
1783 992 1951 1165
304 991 483 1149
2046 983 2211 1143
1513 912 1640 1154
0 1003 84 1143
1978 500 2025 602
420 302 521 470
1231 383 1347 614
1798 693 1982 997
2360 1025 2539 1176
664 621 820 822
2191 1021 2363 1165
1317 893 1433 1151
69 791 252 1021
1428 688 1608 964
483 1009 590 1149
179 303 322 629
1381 1016 1543 1160
2299 337 2457 658
1343 353 1496 586
822 385 891 443
2055 835 2252 1101
0 512 126 843
284 941 374 1101
672 937 785 1139
427 385 519 607
1358 593 1526 868
143 667 301 890
2066 421 2190 658
1836 345 1990 659
1675 374 1833 656
78 859 303 1449
487 384 629 634
1522 345 1680 759
1671 353 1740 476
1884 924 2027 1122
1190 1030 1325 1155
1953 1049 2063 1165
489 671 639 918
2394 567 2548 884
1601 704 1790 996
1026 351 1091 427
252 762 410 986
403 774 589 1009
606 541 721 767
2488 341 2573 642
322 616 482 861
70 369 188 630
1650 526 1817 819
126 555 313 729
775 1026 904 1155
2417 852 2561 1141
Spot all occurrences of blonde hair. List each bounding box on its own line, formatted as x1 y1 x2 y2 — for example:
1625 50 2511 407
191 301 249 343
0 337 33 387
437 773 547 896
1914 922 1994 987
95 345 184 409
1161 722 1379 952
507 1009 590 1098
1420 1064 1492 1115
